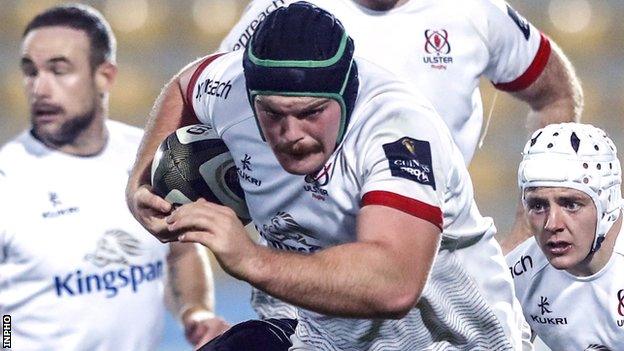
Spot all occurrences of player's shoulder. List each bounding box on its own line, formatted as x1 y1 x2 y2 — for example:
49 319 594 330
188 51 251 131
0 130 37 175
354 58 437 114
449 0 508 14
189 51 245 91
352 57 452 140
505 237 549 283
417 0 503 17
613 223 624 256
106 119 143 145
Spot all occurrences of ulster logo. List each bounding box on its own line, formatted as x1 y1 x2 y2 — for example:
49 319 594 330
424 29 451 54
305 162 332 187
423 29 453 70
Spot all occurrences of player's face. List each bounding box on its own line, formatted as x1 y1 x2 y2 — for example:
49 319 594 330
254 95 341 175
20 26 101 147
524 187 597 274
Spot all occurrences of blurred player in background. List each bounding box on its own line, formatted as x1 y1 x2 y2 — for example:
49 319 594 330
506 123 623 350
222 0 581 165
0 4 227 350
219 0 584 317
128 3 530 349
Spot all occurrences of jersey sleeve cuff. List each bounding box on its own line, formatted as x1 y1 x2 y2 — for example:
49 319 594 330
493 33 551 92
361 190 443 230
185 53 227 120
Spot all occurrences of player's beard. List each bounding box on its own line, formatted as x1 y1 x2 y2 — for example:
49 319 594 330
31 102 98 148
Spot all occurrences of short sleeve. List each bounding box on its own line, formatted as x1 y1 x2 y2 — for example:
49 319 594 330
358 102 453 230
185 51 251 136
473 0 551 91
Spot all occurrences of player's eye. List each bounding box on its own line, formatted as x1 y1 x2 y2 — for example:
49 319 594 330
300 108 322 119
51 63 70 75
263 110 281 120
21 64 37 77
526 199 548 213
562 200 581 212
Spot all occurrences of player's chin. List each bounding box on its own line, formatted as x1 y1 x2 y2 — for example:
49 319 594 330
32 123 62 142
545 253 579 271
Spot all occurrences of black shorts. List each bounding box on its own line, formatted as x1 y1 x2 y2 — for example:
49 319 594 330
198 318 297 351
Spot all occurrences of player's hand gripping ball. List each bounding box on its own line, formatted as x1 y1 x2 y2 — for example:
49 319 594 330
151 124 251 223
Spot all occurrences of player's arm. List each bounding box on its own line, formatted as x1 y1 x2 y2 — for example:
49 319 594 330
166 242 229 347
476 0 583 129
125 57 206 241
173 198 440 319
251 204 440 318
510 40 582 131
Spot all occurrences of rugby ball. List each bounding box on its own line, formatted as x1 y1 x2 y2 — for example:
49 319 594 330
150 124 250 222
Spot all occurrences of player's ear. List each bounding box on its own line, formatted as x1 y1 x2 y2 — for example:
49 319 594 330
94 61 117 94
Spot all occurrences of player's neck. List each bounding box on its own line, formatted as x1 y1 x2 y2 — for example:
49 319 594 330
567 213 622 277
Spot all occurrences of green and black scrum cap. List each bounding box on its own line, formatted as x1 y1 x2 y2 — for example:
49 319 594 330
242 1 359 145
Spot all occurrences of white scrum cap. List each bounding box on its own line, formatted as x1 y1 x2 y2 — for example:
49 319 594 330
518 123 622 252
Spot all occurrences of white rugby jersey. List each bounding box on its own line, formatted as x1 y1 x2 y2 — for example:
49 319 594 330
506 225 624 350
0 120 169 351
187 51 527 349
219 0 550 164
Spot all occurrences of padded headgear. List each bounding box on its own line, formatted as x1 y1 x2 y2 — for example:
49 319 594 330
242 1 359 145
518 123 622 252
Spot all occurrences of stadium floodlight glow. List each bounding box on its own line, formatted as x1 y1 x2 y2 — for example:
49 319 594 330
192 0 239 34
548 0 592 33
104 0 149 33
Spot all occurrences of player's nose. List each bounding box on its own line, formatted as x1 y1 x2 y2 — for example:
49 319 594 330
280 115 304 141
544 206 564 233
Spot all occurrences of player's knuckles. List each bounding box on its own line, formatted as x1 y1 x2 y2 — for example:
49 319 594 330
175 215 212 232
185 231 213 246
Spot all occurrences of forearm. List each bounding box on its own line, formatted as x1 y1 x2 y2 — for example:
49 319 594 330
127 76 193 196
242 241 428 319
167 242 216 319
514 41 583 132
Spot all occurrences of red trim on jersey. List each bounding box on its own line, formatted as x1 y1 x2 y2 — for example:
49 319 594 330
361 190 443 230
185 53 227 119
493 33 551 92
